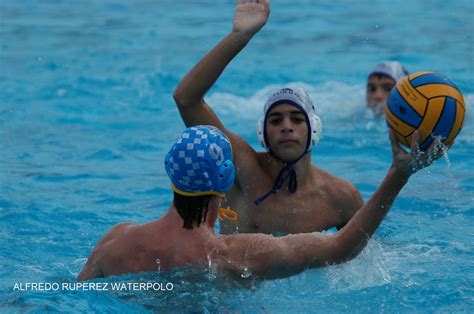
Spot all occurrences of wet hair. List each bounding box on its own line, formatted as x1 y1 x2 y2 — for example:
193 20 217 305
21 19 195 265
173 192 212 229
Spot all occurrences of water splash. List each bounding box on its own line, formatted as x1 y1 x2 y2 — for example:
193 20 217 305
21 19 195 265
441 143 452 169
325 239 392 291
241 265 251 279
206 248 218 280
439 142 462 208
156 258 161 272
207 81 366 123
240 254 252 279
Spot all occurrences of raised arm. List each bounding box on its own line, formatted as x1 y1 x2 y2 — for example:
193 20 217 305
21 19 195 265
173 0 270 130
220 130 445 279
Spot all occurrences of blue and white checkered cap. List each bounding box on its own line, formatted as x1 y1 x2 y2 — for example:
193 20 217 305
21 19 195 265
165 126 235 197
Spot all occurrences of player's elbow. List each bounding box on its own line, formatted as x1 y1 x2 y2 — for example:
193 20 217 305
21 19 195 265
172 88 186 107
173 87 199 108
331 234 368 265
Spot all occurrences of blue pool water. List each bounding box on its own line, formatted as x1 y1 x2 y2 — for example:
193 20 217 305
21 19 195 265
1 0 473 312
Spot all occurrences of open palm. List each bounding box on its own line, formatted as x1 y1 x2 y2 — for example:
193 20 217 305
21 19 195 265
233 0 270 37
390 129 447 179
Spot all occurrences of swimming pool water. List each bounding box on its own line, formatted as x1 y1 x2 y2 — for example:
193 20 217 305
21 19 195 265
1 0 473 312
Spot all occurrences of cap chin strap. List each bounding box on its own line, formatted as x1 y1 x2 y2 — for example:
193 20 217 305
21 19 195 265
254 150 308 205
255 100 318 205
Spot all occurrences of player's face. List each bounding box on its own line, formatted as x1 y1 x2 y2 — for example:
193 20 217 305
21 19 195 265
265 104 308 162
366 75 396 115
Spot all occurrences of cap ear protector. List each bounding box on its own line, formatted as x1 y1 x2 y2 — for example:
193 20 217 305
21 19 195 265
308 114 322 149
215 159 234 193
256 87 322 153
257 116 266 148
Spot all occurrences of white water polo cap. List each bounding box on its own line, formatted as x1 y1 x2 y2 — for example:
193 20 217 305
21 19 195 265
257 87 322 154
369 61 409 83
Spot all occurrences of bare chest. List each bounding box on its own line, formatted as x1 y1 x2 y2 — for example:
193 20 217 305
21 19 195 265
255 195 342 233
225 186 344 234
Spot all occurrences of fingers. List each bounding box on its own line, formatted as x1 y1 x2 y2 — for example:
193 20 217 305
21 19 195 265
237 0 264 9
260 0 270 12
413 135 445 171
239 0 266 6
426 135 440 151
426 135 445 162
389 128 406 155
410 130 421 157
389 128 397 146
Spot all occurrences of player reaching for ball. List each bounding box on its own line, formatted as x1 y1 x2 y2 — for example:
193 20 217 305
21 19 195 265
172 0 466 236
78 125 449 281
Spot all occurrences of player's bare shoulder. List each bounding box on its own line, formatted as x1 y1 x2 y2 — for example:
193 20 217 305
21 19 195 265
98 223 136 260
78 222 134 280
312 166 363 218
313 167 356 194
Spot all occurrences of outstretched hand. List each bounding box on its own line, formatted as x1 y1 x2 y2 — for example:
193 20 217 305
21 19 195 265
389 129 448 179
233 0 270 38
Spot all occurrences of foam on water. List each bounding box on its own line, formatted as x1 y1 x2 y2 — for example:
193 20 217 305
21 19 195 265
208 81 367 122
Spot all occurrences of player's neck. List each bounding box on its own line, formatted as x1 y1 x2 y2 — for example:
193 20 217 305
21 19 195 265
265 153 312 184
164 204 216 235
